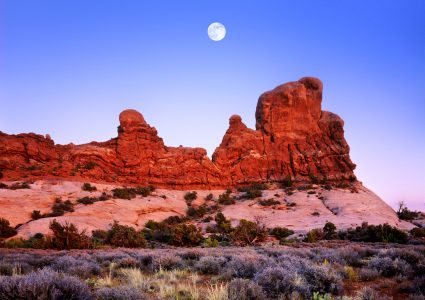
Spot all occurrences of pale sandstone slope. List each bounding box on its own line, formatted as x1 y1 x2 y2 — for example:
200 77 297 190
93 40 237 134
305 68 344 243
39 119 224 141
0 180 413 239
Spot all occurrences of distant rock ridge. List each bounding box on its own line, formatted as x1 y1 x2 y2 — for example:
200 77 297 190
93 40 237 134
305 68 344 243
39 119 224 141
0 77 356 189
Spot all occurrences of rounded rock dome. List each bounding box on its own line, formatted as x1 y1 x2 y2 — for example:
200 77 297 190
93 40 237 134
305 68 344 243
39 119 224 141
119 109 146 128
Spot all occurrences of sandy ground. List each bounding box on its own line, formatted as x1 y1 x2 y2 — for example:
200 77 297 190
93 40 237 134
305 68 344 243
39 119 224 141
0 179 414 239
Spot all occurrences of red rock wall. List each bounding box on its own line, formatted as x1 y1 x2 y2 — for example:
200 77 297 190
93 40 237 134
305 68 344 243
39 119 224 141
0 77 356 188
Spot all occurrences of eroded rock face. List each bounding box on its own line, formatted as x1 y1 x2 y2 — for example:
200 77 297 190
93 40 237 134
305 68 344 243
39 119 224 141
0 77 356 188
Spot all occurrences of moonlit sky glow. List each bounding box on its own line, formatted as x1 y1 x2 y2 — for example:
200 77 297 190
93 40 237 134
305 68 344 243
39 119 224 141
1 1 424 210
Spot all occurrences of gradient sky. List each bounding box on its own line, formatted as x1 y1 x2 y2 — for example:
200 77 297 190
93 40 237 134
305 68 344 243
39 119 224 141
1 0 424 210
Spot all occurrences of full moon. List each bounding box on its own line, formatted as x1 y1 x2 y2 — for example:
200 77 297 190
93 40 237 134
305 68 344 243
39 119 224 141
208 22 226 41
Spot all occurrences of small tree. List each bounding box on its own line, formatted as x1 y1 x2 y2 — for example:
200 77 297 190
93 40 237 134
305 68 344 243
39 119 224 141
281 176 293 188
48 219 91 250
215 212 232 234
0 218 17 238
304 228 324 243
323 222 337 240
171 224 203 246
270 226 294 240
397 201 419 221
107 221 146 248
231 218 268 246
82 183 97 192
218 190 235 205
31 210 42 220
184 191 198 203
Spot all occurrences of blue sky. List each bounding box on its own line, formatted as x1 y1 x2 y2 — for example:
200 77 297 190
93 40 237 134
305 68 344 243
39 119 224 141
1 0 424 210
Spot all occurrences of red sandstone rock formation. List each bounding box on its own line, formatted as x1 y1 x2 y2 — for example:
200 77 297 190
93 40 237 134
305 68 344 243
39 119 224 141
0 77 355 188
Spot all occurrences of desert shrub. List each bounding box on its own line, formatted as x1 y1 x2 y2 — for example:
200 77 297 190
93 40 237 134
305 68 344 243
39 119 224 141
258 198 280 206
112 187 136 199
184 191 198 202
358 268 380 281
367 256 410 277
178 249 202 261
203 237 219 247
107 221 146 248
323 222 337 240
323 184 332 190
186 204 208 219
205 193 214 200
0 268 91 300
356 287 378 300
95 286 144 300
270 227 294 240
91 229 109 246
195 256 227 275
84 161 97 170
170 224 203 246
4 182 31 190
162 216 184 225
82 182 97 192
226 255 266 279
152 253 183 270
51 256 100 279
112 185 154 200
339 223 408 244
227 278 266 300
135 185 155 197
312 211 320 216
23 233 47 249
0 218 17 238
44 198 74 217
144 217 190 244
336 247 363 267
281 176 293 188
254 266 305 298
231 219 268 246
77 193 111 205
336 182 350 189
309 173 319 184
2 238 28 249
397 202 419 221
343 266 358 281
143 220 173 243
312 248 350 265
411 227 425 238
411 275 425 296
48 219 91 250
238 184 266 199
258 255 343 298
215 212 233 234
218 190 235 205
0 261 31 276
77 197 96 205
398 208 419 221
382 248 424 265
304 228 325 242
31 210 42 220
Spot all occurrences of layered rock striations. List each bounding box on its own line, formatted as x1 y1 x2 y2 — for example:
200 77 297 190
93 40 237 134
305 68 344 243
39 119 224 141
0 77 356 188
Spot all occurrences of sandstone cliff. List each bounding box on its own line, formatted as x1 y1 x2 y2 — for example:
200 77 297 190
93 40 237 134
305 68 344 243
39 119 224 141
0 77 355 189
